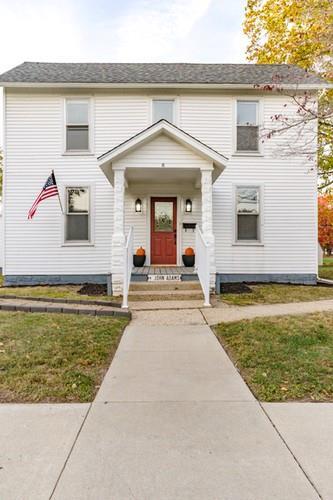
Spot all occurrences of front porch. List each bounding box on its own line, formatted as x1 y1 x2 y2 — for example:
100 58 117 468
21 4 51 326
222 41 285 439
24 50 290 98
98 120 228 307
132 265 197 281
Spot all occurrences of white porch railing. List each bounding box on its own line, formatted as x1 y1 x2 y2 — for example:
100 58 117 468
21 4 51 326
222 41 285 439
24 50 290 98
122 226 134 309
195 226 211 307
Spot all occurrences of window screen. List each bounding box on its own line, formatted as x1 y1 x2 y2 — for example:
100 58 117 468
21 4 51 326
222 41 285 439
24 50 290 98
65 187 90 241
236 101 259 151
152 100 174 123
66 100 89 151
236 187 260 241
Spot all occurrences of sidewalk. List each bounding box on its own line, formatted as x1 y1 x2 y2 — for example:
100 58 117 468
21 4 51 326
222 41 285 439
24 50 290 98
201 297 333 325
2 304 333 499
51 314 319 500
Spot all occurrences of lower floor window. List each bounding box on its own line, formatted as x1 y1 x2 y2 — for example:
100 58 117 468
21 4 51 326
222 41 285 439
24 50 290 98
65 187 90 242
236 186 260 241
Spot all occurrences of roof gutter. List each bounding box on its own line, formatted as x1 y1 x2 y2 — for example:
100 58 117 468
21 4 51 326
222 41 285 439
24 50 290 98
0 82 330 90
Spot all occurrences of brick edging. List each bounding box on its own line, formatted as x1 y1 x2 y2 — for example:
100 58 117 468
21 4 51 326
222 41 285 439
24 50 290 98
0 303 131 319
0 294 121 308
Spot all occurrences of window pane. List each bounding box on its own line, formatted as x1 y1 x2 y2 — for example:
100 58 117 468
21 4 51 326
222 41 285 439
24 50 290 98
237 188 259 214
67 101 88 124
237 125 259 151
237 214 258 240
66 214 89 241
66 126 89 150
237 101 257 125
67 188 89 213
154 201 173 232
152 100 174 123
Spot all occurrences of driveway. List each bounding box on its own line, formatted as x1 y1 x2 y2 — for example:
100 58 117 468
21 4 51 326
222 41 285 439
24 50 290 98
1 309 332 499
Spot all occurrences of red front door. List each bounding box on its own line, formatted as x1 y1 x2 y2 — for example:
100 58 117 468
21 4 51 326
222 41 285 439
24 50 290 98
151 197 177 265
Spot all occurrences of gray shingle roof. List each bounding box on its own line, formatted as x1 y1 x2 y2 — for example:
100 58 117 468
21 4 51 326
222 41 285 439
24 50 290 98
0 62 326 86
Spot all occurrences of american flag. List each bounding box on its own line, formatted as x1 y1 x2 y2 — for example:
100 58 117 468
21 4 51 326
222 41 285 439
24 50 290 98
28 171 59 219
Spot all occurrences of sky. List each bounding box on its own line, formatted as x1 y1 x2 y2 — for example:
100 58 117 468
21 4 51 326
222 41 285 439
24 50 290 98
0 0 248 143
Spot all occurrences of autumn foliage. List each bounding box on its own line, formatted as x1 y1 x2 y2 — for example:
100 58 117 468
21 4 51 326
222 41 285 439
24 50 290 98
243 0 333 189
318 194 333 254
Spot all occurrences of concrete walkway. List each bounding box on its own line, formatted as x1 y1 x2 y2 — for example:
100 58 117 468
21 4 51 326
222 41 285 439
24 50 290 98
1 306 333 499
202 297 333 325
50 314 320 500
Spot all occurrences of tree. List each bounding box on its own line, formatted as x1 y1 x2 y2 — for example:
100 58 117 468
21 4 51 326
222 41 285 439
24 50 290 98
318 194 333 254
243 0 333 189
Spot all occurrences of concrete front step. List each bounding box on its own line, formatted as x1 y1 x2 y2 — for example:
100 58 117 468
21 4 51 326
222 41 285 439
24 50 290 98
130 281 202 291
129 288 203 297
128 293 204 301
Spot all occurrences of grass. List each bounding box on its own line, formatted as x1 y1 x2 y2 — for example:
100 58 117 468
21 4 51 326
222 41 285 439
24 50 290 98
0 311 129 403
318 256 333 280
220 283 333 306
0 275 119 302
214 312 333 402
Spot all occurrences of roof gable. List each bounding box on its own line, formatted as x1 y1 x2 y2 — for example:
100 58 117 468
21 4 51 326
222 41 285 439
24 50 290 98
112 133 211 168
98 120 228 184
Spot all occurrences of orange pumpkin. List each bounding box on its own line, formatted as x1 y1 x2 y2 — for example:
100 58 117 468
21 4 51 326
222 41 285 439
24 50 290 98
136 246 146 256
184 247 194 256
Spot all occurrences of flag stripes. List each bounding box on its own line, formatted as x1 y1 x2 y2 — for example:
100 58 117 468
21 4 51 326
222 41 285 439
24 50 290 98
28 172 59 219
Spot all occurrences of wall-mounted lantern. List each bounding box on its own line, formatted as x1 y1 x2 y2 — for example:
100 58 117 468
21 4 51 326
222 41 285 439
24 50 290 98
185 198 192 213
135 198 142 213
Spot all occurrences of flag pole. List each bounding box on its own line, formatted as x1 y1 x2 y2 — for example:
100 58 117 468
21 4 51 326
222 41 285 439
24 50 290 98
52 169 64 214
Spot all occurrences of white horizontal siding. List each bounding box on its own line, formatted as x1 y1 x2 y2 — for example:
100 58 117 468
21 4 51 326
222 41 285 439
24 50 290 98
4 89 317 278
213 94 317 274
94 94 150 156
0 211 3 270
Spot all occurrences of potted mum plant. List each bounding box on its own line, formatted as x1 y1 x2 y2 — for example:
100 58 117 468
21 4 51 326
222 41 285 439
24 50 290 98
182 247 195 267
133 246 146 267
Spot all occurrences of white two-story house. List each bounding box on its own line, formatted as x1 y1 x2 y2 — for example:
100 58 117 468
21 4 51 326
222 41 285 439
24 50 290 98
0 62 325 303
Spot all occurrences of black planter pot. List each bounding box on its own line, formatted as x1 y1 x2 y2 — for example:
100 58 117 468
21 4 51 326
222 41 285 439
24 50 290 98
182 254 195 267
133 254 146 267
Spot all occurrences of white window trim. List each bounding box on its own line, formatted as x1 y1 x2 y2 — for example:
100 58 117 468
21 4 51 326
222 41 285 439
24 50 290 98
150 97 179 126
232 98 263 156
60 183 95 246
62 97 94 156
232 184 264 246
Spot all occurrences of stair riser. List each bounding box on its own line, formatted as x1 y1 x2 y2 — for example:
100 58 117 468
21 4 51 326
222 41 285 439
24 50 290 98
129 294 204 301
129 288 203 296
130 282 201 291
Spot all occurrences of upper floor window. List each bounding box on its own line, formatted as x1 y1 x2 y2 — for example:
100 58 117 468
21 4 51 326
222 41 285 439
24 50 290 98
236 101 259 152
236 186 260 242
66 99 90 151
65 187 90 242
152 99 174 123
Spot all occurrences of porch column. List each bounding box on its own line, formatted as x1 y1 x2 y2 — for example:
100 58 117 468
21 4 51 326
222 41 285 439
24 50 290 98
111 168 126 294
201 167 216 288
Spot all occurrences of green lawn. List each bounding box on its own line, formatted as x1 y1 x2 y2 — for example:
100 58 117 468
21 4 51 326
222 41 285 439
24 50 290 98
219 257 333 306
318 256 333 280
0 311 129 403
0 275 119 302
220 283 333 306
214 312 333 402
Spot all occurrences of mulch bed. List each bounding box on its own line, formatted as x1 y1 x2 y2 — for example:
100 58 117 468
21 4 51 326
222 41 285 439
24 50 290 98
78 283 108 296
220 283 253 294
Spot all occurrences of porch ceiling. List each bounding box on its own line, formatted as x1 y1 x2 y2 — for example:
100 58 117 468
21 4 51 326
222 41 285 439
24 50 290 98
98 120 228 186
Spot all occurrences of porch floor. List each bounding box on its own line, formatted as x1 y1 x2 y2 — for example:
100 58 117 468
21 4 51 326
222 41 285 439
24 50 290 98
132 266 196 275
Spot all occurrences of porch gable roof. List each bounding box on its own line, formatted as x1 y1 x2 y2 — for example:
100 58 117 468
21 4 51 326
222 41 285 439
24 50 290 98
97 120 228 184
